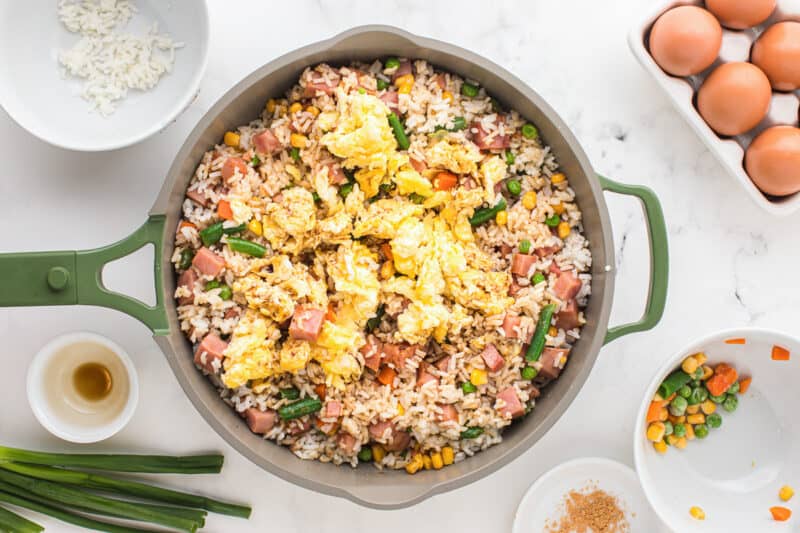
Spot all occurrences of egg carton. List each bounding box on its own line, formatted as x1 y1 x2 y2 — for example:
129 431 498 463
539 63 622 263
629 0 800 216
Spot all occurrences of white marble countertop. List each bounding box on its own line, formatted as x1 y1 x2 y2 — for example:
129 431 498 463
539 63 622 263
2 0 799 531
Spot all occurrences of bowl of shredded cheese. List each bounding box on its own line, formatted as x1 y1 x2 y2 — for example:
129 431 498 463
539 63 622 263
0 0 208 151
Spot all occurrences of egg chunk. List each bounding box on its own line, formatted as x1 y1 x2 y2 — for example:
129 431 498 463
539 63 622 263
221 309 280 388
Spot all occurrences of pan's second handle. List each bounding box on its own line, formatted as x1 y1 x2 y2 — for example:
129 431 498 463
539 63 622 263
599 175 669 344
0 216 170 335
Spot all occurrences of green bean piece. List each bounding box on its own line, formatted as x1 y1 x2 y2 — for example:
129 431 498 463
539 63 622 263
226 237 267 258
376 78 390 91
519 239 532 254
387 113 410 150
506 179 522 196
521 366 538 380
460 427 484 439
709 392 726 403
357 447 373 462
490 98 502 113
178 248 194 270
251 155 261 166
678 385 692 399
672 423 686 438
669 396 688 416
727 381 740 395
278 398 322 420
525 303 557 362
218 286 232 300
657 370 692 399
521 124 538 139
366 304 385 333
469 198 507 226
722 395 738 413
706 413 722 429
200 222 224 247
532 272 546 285
339 182 354 199
545 214 561 227
385 57 400 69
280 388 300 400
505 150 515 165
290 147 301 162
663 421 674 436
461 82 479 97
205 280 220 291
222 223 246 235
451 116 467 131
694 423 709 439
312 191 321 203
461 382 477 394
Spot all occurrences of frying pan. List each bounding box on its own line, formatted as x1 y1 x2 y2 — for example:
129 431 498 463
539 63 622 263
0 26 669 509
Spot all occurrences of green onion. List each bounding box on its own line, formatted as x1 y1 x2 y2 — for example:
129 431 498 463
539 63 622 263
545 214 561 227
178 248 194 270
366 304 385 332
357 447 373 462
385 57 400 69
251 155 261 166
218 286 232 300
460 427 484 439
461 82 479 97
312 191 321 203
521 366 538 380
339 182 354 199
199 222 224 247
280 388 300 400
0 504 42 533
408 193 426 204
278 398 322 420
469 198 507 226
222 223 246 235
376 78 390 91
290 147 301 162
506 179 522 196
525 303 557 362
227 237 267 258
521 123 538 139
451 116 467 131
532 272 546 285
387 113 410 150
505 150 515 165
519 239 532 254
461 382 477 394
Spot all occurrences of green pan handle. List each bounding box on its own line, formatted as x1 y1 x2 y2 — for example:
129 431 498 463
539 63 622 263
0 216 169 335
599 175 669 344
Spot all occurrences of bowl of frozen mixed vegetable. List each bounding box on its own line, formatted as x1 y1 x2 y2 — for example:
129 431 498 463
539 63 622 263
635 328 800 531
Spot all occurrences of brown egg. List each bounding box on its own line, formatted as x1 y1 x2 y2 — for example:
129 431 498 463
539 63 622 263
745 126 800 196
649 6 722 76
751 22 800 91
705 0 776 29
697 62 772 136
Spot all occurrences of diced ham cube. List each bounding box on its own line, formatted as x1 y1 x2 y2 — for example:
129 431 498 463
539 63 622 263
324 401 342 418
416 363 439 389
185 189 208 207
538 347 570 383
303 72 340 97
224 307 240 320
549 262 562 275
379 90 399 112
253 129 282 155
434 73 447 90
499 243 513 256
221 157 249 180
508 280 523 297
244 408 277 434
556 299 580 330
391 60 412 82
496 387 525 418
383 343 418 369
360 335 383 372
325 163 348 185
337 432 357 454
385 430 411 452
436 404 458 423
177 268 197 306
409 157 427 173
510 253 537 277
289 307 326 341
194 333 227 373
470 120 510 151
481 343 505 372
368 420 394 441
434 356 452 372
501 314 522 339
192 247 225 277
529 386 541 399
288 418 313 436
535 245 561 258
553 271 582 301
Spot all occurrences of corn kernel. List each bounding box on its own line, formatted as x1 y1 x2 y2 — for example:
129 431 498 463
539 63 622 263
290 133 308 149
653 440 668 454
659 407 669 422
701 400 716 415
431 452 444 470
687 413 705 425
646 422 666 442
674 437 688 449
666 434 679 446
694 352 707 365
223 131 240 147
557 221 571 239
470 369 488 386
681 356 699 374
550 172 566 184
396 403 405 416
700 365 713 380
247 219 263 236
442 90 453 102
442 446 455 465
398 83 413 94
380 260 395 280
495 210 508 226
668 414 686 424
372 445 386 463
394 74 414 88
422 454 433 470
548 326 558 337
553 202 565 215
685 423 695 440
266 99 277 113
780 485 795 501
405 453 424 474
305 105 320 117
522 191 537 210
689 506 705 521
686 404 700 415
288 102 303 114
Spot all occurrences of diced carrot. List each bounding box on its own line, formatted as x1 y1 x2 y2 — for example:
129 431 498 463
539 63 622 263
666 392 676 402
646 401 663 423
725 338 746 345
772 345 791 361
314 384 327 401
738 376 752 394
377 366 397 387
217 200 234 220
770 506 792 521
177 220 196 232
380 243 393 261
314 417 339 435
325 303 336 323
434 171 458 191
705 363 739 397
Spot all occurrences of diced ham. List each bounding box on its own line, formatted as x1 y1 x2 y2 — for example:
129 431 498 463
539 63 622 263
409 157 427 173
416 363 439 389
434 73 447 90
481 344 505 372
368 420 394 441
470 120 510 151
538 347 570 383
192 247 225 277
177 268 197 306
221 157 249 180
224 307 240 320
244 408 277 434
324 401 342 418
385 430 411 452
383 343 418 369
535 245 561 258
391 60 412 82
325 163 348 185
194 333 227 373
436 404 458 423
253 129 282 155
508 280 523 297
556 299 580 330
434 356 452 372
379 90 399 112
337 432 358 454
368 419 411 450
499 243 513 256
501 314 522 339
510 253 537 277
496 387 525 418
303 72 340 97
185 189 208 207
360 335 383 372
289 307 326 341
530 386 541 399
549 262 562 275
288 418 313 436
553 271 582 301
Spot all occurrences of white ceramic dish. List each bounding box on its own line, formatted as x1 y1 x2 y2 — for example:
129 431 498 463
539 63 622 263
0 0 209 152
635 328 800 531
513 457 663 532
628 0 800 216
27 332 139 443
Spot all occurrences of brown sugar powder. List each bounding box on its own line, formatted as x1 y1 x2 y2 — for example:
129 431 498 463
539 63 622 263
544 482 630 533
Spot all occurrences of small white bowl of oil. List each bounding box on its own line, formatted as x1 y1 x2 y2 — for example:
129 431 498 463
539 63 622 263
27 332 139 443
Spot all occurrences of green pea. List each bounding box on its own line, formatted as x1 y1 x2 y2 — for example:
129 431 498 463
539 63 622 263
339 182 354 199
178 248 194 270
727 381 740 395
673 423 686 438
532 272 546 285
521 366 538 380
461 382 477 394
692 367 705 380
519 239 532 254
678 385 692 399
506 179 522 196
709 393 726 404
696 387 709 403
358 447 373 462
461 82 479 97
706 413 722 429
521 124 538 139
669 396 688 416
251 155 261 166
205 280 221 291
691 379 701 388
722 395 738 413
385 57 400 69
545 215 560 227
358 87 366 94
505 150 516 165
218 285 232 300
663 421 674 436
694 423 709 439
376 78 390 91
290 147 301 162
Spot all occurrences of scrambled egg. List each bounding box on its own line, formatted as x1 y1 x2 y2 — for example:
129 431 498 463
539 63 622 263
261 187 317 254
352 199 424 239
325 241 381 326
425 137 483 175
222 310 280 388
479 155 507 204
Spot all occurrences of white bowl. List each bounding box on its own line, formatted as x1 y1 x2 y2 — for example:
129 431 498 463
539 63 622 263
27 332 139 443
634 328 800 531
0 0 209 151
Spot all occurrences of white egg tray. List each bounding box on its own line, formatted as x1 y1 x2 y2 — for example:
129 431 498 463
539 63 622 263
629 0 800 216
